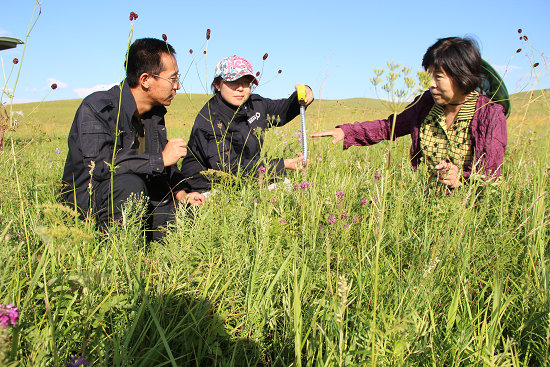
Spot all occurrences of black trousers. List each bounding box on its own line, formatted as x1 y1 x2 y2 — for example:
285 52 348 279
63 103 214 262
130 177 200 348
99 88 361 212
94 174 177 241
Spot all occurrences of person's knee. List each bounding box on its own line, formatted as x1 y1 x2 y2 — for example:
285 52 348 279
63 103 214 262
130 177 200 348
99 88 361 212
112 174 148 199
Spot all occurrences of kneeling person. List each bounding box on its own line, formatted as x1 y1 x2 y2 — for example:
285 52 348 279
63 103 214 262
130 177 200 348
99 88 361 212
61 38 204 240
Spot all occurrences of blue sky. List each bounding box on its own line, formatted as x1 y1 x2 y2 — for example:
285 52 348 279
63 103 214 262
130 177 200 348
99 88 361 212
1 0 549 104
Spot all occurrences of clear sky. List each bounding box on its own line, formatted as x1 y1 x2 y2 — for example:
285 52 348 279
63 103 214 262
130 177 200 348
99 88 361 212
1 0 549 104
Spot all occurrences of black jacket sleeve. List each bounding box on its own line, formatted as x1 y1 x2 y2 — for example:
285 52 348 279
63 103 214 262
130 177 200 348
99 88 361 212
77 102 164 182
262 91 301 127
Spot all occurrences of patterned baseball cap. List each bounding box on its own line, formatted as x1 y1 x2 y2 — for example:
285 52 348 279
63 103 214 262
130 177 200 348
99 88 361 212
214 56 258 85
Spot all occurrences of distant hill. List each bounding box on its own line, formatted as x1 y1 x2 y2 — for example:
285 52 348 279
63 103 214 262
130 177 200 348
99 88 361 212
9 89 549 138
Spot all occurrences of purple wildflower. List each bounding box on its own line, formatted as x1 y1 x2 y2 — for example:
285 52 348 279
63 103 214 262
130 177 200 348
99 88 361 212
270 198 277 204
55 147 61 154
374 171 381 180
360 197 367 205
49 158 53 162
0 303 18 328
328 215 338 224
335 190 345 199
251 198 258 204
316 157 323 162
371 197 379 203
283 141 288 145
340 212 348 220
258 166 266 173
353 216 361 222
68 356 90 367
300 181 311 190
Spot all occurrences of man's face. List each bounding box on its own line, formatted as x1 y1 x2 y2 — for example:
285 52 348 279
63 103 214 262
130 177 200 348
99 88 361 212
148 53 180 106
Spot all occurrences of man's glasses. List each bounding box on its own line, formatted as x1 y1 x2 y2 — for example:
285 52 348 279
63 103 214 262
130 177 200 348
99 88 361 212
150 73 181 86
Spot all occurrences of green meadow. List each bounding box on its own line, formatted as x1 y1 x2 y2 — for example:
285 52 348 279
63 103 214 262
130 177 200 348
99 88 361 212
0 89 549 366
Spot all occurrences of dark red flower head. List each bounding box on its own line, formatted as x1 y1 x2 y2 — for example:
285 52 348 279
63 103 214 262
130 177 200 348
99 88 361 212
263 53 268 61
206 29 211 40
518 28 522 34
523 35 528 41
51 83 58 90
12 58 18 65
129 12 138 21
189 49 193 54
533 62 539 68
203 50 206 54
162 34 167 41
516 48 522 53
278 69 282 74
256 72 260 77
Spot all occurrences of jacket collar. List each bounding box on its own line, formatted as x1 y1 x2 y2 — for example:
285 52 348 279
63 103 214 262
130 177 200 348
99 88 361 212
117 80 167 124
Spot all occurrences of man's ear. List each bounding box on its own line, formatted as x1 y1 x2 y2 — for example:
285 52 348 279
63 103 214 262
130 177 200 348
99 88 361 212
139 73 151 89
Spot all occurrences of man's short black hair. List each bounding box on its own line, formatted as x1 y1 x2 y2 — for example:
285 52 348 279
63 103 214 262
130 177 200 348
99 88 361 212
422 37 481 94
126 38 176 88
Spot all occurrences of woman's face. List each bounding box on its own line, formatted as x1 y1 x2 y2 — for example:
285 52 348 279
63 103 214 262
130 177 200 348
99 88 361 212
428 66 467 106
216 76 254 107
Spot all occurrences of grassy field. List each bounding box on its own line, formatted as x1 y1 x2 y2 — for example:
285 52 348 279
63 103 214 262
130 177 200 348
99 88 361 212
0 89 549 366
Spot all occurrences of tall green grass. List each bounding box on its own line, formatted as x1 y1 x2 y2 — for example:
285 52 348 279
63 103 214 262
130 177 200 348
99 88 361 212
0 91 548 366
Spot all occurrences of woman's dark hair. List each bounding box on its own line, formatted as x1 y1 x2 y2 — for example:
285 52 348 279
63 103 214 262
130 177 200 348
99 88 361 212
125 38 176 87
422 37 481 94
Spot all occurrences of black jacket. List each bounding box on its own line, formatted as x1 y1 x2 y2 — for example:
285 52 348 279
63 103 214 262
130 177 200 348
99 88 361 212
61 82 182 217
180 91 301 192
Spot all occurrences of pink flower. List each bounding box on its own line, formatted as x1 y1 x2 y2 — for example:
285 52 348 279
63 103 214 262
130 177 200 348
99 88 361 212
300 181 310 189
270 198 277 204
258 166 266 173
0 303 18 328
328 215 338 224
340 212 348 220
206 29 211 40
360 197 367 205
371 196 378 203
336 190 344 198
251 198 258 204
374 171 381 180
280 218 286 224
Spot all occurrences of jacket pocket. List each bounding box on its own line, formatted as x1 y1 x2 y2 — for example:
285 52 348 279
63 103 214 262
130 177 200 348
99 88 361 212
79 123 112 158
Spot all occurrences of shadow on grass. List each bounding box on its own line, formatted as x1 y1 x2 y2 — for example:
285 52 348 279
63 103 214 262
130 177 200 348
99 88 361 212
123 292 265 366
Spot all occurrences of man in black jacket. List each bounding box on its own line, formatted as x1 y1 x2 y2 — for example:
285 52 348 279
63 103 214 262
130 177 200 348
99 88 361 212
61 38 204 240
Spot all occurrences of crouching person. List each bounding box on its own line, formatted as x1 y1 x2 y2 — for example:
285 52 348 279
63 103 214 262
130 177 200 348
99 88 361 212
61 38 205 240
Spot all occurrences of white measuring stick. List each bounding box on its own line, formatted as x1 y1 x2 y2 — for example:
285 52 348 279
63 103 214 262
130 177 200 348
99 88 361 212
300 105 307 165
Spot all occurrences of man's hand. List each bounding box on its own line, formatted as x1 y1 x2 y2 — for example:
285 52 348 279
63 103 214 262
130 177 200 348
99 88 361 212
175 190 205 206
310 128 345 145
295 85 315 106
162 138 188 167
435 160 462 188
284 152 309 171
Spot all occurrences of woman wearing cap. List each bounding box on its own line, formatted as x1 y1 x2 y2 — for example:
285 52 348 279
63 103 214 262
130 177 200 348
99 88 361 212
311 37 507 188
180 55 314 193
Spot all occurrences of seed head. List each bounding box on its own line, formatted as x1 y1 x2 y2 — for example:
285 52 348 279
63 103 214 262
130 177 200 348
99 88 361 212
523 35 528 41
518 28 522 34
516 48 522 53
278 69 282 74
263 53 268 61
129 12 138 21
203 51 207 55
189 49 193 54
206 29 211 40
162 34 167 41
51 83 58 90
533 63 539 68
12 58 19 64
256 72 260 77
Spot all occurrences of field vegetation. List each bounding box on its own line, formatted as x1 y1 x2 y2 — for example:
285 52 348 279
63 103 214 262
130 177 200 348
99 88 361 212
0 84 548 365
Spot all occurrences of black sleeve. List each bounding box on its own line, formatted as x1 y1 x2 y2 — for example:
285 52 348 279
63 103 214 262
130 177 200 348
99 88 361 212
77 103 164 181
263 91 301 127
